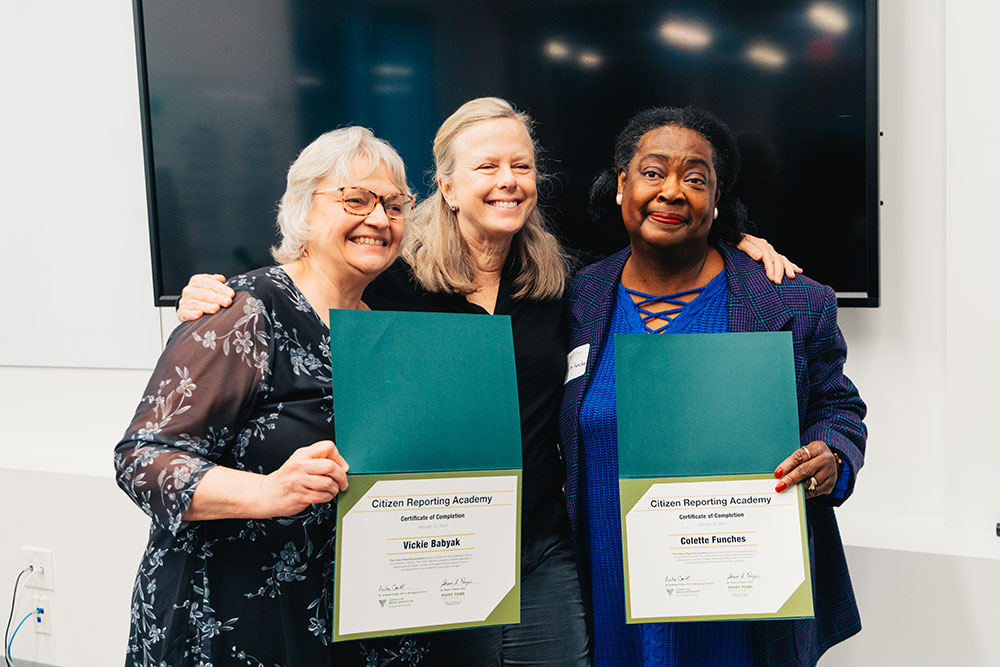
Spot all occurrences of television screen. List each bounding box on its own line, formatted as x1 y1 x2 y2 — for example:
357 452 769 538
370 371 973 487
135 0 878 306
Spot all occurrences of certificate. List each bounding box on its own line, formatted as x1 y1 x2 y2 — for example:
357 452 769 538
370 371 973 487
335 471 520 640
329 310 523 641
620 474 811 622
615 332 814 623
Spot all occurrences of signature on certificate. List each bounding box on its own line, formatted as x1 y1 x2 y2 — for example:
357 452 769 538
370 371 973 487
377 583 407 592
441 577 475 587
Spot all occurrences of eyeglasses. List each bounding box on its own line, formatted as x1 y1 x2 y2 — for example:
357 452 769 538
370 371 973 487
313 186 416 221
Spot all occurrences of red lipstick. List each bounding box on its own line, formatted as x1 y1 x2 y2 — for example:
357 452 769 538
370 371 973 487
648 212 685 224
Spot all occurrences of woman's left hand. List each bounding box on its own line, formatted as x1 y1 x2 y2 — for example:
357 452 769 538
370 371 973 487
774 441 838 499
737 234 803 284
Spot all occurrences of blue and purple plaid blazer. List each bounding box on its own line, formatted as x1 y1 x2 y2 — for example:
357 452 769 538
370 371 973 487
559 243 867 667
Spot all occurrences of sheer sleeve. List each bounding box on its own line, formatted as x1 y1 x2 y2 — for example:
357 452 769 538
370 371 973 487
114 290 272 534
800 285 867 506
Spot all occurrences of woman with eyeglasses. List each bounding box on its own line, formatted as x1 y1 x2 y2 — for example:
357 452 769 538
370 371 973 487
173 98 799 666
114 127 420 666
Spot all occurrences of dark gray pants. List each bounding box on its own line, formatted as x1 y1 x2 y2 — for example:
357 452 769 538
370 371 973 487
435 538 591 666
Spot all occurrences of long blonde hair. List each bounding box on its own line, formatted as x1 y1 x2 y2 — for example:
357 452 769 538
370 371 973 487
402 98 570 300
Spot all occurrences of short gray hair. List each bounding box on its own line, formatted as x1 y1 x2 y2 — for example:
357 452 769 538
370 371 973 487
402 97 570 300
272 127 410 264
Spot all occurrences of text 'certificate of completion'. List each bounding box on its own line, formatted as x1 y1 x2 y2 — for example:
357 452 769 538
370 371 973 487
329 310 523 642
616 332 813 623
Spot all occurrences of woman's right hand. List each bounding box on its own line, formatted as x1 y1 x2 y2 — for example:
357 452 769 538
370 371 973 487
177 273 235 322
736 234 802 284
256 440 350 517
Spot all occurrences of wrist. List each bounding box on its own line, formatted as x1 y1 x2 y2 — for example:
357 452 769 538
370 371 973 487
250 472 272 519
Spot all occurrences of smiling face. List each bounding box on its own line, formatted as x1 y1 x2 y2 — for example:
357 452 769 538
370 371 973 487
439 117 538 248
306 159 406 279
617 125 721 255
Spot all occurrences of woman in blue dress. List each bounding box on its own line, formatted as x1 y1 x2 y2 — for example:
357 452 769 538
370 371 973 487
559 107 867 666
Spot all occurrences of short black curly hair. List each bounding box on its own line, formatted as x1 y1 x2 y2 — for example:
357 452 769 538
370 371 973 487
589 106 748 245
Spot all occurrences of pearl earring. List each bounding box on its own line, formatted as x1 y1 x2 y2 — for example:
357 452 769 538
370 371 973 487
616 193 623 205
713 207 719 220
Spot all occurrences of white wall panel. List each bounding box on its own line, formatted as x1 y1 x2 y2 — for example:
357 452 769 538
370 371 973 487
0 0 163 370
942 0 1000 542
834 0 1000 561
0 365 153 475
823 546 999 665
0 469 147 667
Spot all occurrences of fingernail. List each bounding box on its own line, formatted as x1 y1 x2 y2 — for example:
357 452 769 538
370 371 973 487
774 468 784 479
775 482 787 493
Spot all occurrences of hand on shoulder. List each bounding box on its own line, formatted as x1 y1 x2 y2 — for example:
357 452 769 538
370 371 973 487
178 273 234 322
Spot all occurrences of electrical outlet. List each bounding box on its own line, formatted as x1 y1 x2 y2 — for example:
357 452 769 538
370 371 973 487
33 595 52 634
21 547 54 590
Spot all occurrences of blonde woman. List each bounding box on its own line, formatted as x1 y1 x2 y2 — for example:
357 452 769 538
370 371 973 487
177 98 799 665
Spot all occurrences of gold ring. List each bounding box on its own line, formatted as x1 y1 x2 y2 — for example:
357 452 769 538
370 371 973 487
808 477 817 492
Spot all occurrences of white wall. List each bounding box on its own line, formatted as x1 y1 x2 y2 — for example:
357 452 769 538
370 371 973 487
0 2 167 664
0 2 163 370
823 546 999 665
0 0 997 665
832 0 1000 563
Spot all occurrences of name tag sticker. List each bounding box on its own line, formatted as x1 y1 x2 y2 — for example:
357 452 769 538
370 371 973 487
564 344 590 384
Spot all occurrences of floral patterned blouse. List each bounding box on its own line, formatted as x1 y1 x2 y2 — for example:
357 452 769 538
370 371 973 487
115 267 430 667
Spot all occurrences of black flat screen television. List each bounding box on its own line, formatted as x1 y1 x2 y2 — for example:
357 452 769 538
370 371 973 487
134 0 878 306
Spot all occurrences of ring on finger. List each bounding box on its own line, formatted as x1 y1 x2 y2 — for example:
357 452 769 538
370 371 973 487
801 445 811 459
807 476 817 492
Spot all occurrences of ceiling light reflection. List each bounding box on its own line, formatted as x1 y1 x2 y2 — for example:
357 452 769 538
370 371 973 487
746 42 787 69
578 51 603 68
807 2 849 35
544 40 572 61
659 19 713 50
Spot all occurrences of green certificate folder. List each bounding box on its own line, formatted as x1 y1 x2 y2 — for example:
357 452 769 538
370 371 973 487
329 310 522 474
616 332 799 477
329 310 522 642
615 332 813 623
